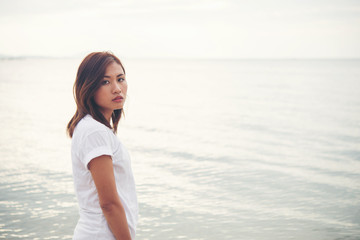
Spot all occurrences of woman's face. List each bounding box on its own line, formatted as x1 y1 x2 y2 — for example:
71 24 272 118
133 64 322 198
93 62 127 121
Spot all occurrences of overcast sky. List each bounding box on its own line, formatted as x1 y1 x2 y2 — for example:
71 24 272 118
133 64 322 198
0 0 359 59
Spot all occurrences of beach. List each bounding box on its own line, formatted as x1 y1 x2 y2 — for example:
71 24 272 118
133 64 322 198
0 58 360 239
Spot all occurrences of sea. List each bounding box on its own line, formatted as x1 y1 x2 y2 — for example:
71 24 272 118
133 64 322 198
0 57 359 240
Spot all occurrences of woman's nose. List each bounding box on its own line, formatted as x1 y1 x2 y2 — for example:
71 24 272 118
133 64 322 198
113 82 121 93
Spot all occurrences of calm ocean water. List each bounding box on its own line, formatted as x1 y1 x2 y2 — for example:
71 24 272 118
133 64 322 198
0 58 359 240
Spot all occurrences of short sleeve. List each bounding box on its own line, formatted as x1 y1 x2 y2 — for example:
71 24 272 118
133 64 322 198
80 130 113 169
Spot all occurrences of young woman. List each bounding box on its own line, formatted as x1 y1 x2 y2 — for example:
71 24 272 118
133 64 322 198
67 52 138 240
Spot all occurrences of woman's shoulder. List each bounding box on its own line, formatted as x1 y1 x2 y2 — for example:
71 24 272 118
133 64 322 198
73 114 110 138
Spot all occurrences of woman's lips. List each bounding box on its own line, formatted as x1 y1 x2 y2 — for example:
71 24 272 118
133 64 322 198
112 96 123 102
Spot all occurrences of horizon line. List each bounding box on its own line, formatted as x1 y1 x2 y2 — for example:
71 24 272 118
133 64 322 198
0 54 359 61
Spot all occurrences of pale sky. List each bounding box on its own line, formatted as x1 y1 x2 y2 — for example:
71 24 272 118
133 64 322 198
0 0 359 59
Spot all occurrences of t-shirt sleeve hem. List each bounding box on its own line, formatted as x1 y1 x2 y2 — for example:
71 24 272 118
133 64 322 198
83 146 113 169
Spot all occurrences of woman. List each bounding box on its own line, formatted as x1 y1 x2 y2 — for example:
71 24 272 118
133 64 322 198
67 52 138 240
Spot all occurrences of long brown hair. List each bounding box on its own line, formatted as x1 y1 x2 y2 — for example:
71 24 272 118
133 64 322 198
67 51 126 138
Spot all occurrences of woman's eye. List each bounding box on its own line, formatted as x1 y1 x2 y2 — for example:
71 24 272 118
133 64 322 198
101 80 110 85
118 78 125 82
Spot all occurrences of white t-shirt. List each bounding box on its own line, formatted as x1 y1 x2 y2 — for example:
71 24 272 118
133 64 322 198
71 115 138 240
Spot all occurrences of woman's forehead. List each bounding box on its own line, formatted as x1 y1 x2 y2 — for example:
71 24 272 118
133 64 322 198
105 62 125 75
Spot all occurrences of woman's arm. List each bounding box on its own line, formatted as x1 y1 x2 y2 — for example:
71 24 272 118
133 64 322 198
89 155 132 240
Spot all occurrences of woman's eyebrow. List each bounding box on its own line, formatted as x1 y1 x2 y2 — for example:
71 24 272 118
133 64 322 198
103 74 125 78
